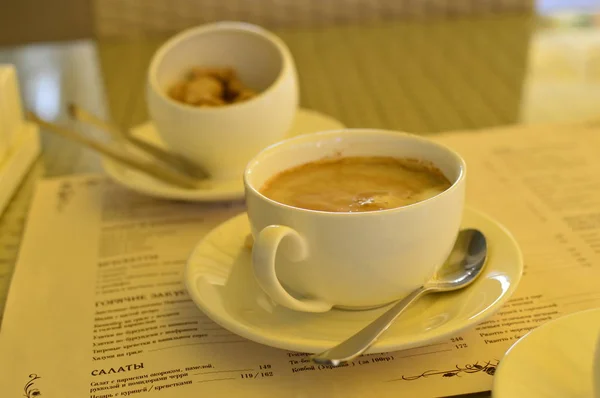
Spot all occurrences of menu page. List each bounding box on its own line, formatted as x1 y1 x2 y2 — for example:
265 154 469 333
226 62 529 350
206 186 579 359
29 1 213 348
3 123 600 398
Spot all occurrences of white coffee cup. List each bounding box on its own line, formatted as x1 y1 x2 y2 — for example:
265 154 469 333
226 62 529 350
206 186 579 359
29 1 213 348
147 22 298 180
244 129 466 313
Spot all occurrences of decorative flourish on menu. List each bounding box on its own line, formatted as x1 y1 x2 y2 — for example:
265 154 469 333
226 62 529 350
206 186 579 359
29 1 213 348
399 359 499 381
56 177 107 212
23 374 42 397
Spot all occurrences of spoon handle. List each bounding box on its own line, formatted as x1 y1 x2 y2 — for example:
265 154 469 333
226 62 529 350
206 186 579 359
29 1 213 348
312 286 429 366
68 104 209 179
27 112 202 190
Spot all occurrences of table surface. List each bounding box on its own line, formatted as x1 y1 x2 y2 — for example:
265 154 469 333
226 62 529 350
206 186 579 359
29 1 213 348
1 11 600 398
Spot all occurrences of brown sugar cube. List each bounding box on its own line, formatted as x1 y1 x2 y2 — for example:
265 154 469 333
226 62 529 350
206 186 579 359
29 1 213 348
192 75 224 96
234 89 257 103
183 76 224 105
226 77 245 98
184 91 213 106
196 97 226 107
168 81 187 102
190 67 235 83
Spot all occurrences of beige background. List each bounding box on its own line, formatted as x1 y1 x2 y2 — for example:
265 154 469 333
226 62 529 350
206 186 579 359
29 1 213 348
0 0 94 45
0 0 533 45
92 0 533 37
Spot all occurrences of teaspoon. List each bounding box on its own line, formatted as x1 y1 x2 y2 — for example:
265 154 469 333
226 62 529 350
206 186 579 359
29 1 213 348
312 229 487 366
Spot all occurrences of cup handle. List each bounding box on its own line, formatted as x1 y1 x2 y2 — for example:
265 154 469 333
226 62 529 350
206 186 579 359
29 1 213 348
252 225 333 313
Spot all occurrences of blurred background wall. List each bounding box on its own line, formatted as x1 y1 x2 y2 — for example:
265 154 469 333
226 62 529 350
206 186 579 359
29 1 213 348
92 0 533 37
0 0 94 45
1 0 534 45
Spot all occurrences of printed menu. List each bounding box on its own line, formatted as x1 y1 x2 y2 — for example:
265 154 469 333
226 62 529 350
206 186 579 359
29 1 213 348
2 123 600 397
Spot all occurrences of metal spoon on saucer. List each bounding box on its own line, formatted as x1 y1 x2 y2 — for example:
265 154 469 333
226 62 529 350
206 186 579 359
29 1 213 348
312 229 487 366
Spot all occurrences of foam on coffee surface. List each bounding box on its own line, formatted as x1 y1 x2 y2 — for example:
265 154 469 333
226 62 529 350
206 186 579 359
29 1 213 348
260 156 451 212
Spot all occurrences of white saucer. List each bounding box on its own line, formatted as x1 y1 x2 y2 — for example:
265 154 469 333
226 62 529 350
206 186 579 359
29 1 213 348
184 207 523 353
102 108 345 202
493 308 600 398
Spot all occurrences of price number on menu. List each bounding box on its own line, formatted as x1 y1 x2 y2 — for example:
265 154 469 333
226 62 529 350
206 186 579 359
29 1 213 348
240 371 274 379
451 337 468 349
